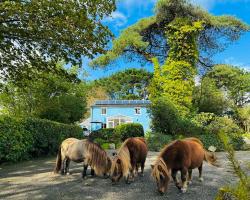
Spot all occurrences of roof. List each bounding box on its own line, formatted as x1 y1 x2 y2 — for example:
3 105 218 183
93 100 151 106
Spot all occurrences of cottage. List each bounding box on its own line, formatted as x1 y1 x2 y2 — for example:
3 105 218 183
90 100 151 132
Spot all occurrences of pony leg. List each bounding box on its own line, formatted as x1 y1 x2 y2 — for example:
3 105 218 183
172 170 181 189
188 169 192 184
82 164 88 179
90 168 95 176
140 162 145 177
180 168 188 193
65 159 70 175
61 157 66 175
198 164 204 182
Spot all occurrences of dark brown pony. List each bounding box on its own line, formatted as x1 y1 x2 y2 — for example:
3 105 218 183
151 137 218 194
110 137 148 184
54 138 112 178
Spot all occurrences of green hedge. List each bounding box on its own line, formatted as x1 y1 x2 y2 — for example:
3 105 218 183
115 123 144 141
0 116 82 163
89 128 115 142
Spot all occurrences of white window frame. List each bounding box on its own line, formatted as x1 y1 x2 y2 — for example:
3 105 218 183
101 107 107 115
134 107 141 115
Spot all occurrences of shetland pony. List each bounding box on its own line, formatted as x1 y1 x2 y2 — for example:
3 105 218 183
151 137 218 194
110 137 148 184
54 138 112 178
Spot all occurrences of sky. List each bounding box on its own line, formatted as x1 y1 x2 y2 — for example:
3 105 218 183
83 0 250 80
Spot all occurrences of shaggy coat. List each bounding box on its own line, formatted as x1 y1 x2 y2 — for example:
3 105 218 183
151 137 218 194
54 138 111 178
111 137 148 183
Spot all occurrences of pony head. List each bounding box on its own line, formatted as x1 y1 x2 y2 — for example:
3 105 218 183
110 156 123 183
110 146 131 184
151 158 171 195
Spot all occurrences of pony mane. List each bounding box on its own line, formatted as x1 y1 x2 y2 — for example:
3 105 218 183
85 140 110 176
111 139 131 177
151 157 169 181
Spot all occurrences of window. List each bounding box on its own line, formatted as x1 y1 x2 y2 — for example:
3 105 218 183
101 107 107 115
135 107 141 115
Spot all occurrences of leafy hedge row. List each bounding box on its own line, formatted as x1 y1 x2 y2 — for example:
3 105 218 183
89 123 144 147
146 132 245 152
0 116 82 163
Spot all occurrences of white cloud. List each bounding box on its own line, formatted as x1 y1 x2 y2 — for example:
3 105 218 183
104 11 128 27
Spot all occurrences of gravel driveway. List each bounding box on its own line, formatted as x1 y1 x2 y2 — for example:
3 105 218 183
0 151 249 200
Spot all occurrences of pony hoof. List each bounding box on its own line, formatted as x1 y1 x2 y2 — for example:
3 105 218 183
188 180 192 185
66 172 70 175
181 188 187 193
199 177 204 182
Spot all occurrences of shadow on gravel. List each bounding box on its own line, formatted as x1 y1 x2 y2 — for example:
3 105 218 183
0 152 249 200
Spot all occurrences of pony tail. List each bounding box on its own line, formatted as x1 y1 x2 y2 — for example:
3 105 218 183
54 146 62 173
204 150 219 167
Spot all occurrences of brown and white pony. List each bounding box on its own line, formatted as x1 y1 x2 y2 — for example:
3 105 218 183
151 137 218 194
110 137 148 184
54 138 112 178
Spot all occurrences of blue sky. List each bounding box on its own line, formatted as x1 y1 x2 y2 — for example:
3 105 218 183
83 0 250 80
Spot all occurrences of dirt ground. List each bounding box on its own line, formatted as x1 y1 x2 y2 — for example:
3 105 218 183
0 151 250 200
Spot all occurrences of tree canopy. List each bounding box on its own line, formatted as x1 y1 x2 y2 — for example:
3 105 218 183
0 0 115 81
95 68 153 100
90 0 248 69
0 66 88 124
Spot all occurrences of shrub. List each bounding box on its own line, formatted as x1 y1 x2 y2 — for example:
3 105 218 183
0 116 82 163
0 117 33 163
198 134 224 151
146 132 173 151
89 128 115 141
149 97 180 135
25 118 82 157
114 123 144 141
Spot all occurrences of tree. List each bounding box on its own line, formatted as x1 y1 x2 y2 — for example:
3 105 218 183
0 67 88 124
207 65 250 107
0 0 115 81
193 77 229 115
95 68 153 100
90 0 248 68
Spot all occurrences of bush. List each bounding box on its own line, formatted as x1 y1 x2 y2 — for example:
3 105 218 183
114 123 144 141
25 118 82 157
0 117 33 163
146 132 173 151
0 116 82 163
89 128 115 141
149 97 180 135
198 134 224 151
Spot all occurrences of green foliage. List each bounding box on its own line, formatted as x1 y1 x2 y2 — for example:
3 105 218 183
146 132 173 151
0 67 88 124
198 134 224 151
193 77 229 115
89 128 115 142
207 64 250 107
0 0 116 81
149 97 180 135
91 0 248 68
216 132 250 200
114 123 144 141
0 116 82 163
95 68 152 100
0 117 33 163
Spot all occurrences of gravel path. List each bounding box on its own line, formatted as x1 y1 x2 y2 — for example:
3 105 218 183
0 151 249 200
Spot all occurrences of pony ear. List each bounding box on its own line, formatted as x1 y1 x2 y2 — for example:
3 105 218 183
150 164 154 169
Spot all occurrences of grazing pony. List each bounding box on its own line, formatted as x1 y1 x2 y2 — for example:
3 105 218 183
54 138 112 178
110 137 148 184
151 137 218 194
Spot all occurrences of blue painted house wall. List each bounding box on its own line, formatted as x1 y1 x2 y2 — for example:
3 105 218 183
91 100 151 132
